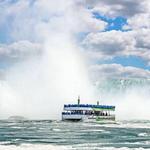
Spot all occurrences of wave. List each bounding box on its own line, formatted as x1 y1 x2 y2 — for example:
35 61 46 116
0 144 68 150
0 144 148 150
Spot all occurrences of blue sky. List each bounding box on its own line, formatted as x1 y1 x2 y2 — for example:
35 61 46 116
0 0 150 79
89 13 150 71
0 20 11 43
98 56 150 70
93 12 128 31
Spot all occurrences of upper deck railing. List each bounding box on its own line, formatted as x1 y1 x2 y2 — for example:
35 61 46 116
64 104 115 110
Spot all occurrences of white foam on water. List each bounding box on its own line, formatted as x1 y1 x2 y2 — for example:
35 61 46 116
2 143 148 150
69 146 148 150
52 128 61 131
68 143 150 150
138 133 148 137
96 147 148 150
0 144 68 150
93 121 150 129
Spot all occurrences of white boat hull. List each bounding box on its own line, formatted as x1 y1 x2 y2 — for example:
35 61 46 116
62 114 115 122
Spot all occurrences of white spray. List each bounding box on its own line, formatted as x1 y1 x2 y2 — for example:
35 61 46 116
0 0 98 119
96 78 150 120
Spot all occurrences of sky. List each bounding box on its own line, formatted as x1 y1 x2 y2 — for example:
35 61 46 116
0 0 150 119
0 0 150 80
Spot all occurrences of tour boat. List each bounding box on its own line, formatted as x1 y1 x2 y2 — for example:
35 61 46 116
62 97 115 122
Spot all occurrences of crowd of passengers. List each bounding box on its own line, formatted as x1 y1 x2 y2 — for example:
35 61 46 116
62 110 110 116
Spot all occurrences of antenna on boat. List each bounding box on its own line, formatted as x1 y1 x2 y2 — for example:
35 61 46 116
78 95 80 105
97 101 99 105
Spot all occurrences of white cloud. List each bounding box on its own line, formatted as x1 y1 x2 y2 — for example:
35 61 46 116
85 0 150 32
90 64 150 80
83 29 150 65
0 41 42 61
0 0 107 42
86 0 146 18
83 30 134 57
1 0 149 79
127 13 150 29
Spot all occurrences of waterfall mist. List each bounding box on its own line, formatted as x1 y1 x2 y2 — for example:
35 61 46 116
96 78 150 120
0 0 98 119
0 36 98 120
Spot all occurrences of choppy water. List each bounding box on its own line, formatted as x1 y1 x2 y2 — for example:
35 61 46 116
0 120 150 150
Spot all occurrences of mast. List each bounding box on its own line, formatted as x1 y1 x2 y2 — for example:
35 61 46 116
97 101 99 105
78 95 80 105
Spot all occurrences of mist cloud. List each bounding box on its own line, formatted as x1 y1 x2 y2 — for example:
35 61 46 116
0 0 100 119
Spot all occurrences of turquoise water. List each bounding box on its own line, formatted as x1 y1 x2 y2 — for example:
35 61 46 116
0 120 150 149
